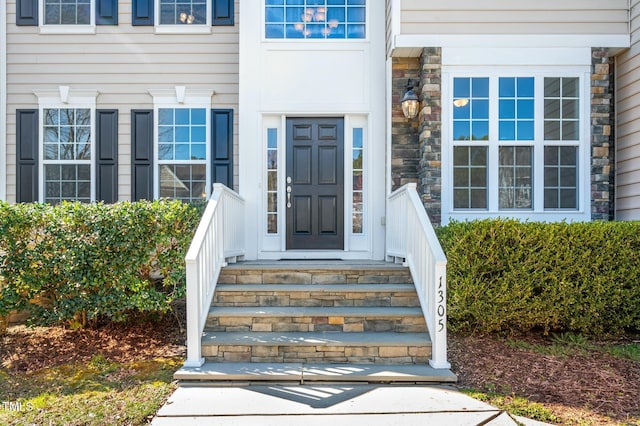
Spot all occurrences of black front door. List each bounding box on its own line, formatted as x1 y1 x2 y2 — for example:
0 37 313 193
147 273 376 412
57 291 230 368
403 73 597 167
286 118 344 250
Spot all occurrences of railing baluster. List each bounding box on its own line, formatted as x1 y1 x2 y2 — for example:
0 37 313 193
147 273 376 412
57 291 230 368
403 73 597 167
386 183 450 369
184 184 245 368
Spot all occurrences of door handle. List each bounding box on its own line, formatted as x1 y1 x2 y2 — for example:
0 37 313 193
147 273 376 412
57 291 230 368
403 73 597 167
287 185 292 209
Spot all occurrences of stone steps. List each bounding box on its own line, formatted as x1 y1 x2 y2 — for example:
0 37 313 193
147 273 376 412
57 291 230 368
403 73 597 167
200 331 431 364
218 261 413 285
205 306 427 334
177 261 455 382
213 284 421 307
174 363 457 383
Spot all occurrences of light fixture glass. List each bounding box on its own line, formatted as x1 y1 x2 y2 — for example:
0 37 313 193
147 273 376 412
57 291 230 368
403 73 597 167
453 98 469 107
401 79 420 119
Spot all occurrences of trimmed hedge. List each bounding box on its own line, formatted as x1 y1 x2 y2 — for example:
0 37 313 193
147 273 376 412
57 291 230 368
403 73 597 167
437 219 640 337
0 200 203 327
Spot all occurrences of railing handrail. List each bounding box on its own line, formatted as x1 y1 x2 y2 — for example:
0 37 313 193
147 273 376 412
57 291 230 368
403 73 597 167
386 182 450 369
389 183 447 262
184 183 245 367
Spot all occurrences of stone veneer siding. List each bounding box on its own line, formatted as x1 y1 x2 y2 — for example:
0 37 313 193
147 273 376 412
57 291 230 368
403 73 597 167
392 47 614 225
591 48 615 221
391 58 421 191
417 48 443 225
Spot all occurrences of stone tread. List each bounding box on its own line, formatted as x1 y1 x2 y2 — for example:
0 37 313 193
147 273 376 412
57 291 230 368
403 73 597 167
215 284 416 293
208 306 424 317
221 260 409 271
174 362 457 382
201 331 431 347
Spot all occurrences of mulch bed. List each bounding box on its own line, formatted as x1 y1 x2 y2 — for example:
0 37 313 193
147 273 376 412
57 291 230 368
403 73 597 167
0 314 185 373
449 333 640 424
1 314 638 424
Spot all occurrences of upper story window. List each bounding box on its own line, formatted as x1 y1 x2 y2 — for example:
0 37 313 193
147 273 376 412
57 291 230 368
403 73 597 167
265 0 366 39
14 0 117 33
159 0 208 25
44 0 91 25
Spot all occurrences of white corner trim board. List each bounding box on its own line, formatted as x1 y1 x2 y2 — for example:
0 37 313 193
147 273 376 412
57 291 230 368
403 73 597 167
0 0 6 201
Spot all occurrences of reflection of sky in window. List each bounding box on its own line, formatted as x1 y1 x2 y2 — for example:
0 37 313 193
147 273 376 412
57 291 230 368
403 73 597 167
499 77 534 141
453 78 489 141
158 108 206 160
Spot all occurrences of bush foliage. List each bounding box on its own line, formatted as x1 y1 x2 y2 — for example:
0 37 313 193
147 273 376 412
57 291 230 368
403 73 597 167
437 219 640 337
0 200 203 327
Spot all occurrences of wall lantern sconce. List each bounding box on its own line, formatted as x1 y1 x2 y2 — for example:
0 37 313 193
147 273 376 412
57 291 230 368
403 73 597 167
401 79 420 119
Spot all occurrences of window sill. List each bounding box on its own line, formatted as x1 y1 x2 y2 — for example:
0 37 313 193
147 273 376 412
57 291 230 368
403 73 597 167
40 25 96 35
154 26 212 35
445 210 590 224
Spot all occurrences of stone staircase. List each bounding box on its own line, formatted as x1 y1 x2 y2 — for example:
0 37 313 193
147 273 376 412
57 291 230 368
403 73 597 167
175 261 456 383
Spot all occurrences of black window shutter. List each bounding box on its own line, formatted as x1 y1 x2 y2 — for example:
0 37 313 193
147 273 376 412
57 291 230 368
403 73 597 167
16 0 38 26
212 0 234 26
96 110 119 203
16 110 39 203
211 109 233 188
131 110 154 201
96 0 118 25
132 0 154 26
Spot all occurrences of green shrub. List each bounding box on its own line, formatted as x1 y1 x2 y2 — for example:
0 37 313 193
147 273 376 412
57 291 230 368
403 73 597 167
437 219 640 337
0 200 203 327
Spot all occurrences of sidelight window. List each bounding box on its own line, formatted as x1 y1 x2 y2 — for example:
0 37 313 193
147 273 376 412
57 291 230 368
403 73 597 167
267 128 279 234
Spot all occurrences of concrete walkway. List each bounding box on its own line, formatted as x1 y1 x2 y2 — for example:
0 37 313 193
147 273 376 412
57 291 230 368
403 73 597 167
153 384 551 425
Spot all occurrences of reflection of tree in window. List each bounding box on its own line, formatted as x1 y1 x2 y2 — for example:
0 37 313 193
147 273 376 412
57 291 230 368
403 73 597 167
43 108 92 204
45 0 90 25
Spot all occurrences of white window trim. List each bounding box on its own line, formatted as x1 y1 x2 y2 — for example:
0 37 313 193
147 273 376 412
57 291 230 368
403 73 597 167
39 0 96 34
149 87 215 200
441 67 592 224
34 88 99 203
154 0 212 34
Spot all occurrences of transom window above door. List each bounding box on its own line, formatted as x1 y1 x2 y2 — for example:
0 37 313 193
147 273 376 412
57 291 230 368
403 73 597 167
265 0 366 39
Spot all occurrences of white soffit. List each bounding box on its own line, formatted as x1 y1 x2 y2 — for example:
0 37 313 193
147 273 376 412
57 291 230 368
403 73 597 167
442 47 592 67
392 34 630 57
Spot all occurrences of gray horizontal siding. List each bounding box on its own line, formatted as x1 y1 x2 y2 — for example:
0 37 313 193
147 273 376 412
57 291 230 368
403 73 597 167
399 0 629 35
615 0 640 220
5 0 240 202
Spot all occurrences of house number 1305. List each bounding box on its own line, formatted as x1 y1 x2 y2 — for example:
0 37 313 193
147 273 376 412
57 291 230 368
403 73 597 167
437 276 445 332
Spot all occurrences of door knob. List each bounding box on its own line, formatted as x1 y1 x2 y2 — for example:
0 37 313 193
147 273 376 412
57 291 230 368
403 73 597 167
286 185 292 208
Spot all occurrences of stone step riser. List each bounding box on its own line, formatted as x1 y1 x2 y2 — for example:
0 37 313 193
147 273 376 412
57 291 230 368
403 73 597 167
219 271 413 285
205 316 427 333
212 292 421 308
202 345 431 365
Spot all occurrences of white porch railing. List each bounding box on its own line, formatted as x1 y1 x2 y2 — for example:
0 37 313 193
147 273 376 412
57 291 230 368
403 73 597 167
184 183 245 367
386 183 450 369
